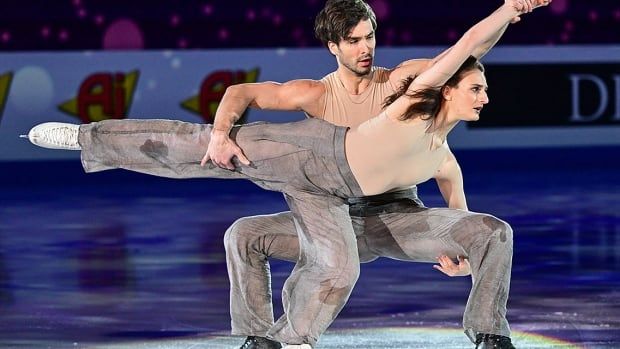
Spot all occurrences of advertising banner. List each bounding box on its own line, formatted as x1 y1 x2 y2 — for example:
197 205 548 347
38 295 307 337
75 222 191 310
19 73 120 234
1 45 618 161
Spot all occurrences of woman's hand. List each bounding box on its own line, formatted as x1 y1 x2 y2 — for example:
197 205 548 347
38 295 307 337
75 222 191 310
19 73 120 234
506 0 552 22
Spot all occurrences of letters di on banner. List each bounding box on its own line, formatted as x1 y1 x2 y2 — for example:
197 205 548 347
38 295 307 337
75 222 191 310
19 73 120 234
470 63 620 128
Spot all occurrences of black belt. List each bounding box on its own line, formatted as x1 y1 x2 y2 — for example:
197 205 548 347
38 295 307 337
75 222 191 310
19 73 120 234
347 187 425 217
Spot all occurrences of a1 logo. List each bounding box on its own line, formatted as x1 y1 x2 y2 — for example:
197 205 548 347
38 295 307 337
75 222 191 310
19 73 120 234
181 68 260 124
58 70 140 123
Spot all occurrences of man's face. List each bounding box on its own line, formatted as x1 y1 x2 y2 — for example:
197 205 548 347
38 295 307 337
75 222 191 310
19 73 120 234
329 19 376 77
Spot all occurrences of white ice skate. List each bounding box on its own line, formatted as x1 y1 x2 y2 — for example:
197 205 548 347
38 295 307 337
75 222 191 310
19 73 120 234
21 122 81 150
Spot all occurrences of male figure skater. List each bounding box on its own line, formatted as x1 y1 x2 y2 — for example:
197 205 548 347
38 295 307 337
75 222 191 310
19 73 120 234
204 1 541 348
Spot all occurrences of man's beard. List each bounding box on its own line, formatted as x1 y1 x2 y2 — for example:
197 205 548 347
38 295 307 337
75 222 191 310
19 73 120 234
343 58 373 77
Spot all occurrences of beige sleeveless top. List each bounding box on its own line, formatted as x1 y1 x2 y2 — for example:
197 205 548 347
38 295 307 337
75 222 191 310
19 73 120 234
345 111 450 196
317 67 396 128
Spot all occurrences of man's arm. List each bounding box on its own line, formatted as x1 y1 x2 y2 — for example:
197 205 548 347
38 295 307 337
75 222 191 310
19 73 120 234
202 79 326 169
211 80 326 134
433 149 468 210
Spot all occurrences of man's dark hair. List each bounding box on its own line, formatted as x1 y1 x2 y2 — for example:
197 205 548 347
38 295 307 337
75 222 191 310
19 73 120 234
314 0 377 47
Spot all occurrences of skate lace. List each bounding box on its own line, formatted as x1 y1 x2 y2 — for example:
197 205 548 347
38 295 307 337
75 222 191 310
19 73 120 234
240 336 256 349
475 333 514 349
42 126 78 147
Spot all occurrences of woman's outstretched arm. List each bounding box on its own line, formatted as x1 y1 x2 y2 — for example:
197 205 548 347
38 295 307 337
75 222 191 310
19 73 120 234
385 0 550 120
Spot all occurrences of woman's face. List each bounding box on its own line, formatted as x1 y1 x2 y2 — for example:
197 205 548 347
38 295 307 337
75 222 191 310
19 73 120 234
444 70 489 122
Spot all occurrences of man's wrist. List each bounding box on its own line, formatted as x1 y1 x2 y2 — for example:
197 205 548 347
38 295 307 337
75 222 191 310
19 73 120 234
211 127 231 135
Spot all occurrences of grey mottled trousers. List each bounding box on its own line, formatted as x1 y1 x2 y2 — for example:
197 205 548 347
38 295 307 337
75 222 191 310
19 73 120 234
78 118 513 346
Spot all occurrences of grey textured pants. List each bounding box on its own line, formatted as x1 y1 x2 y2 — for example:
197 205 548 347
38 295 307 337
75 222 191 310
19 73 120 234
78 118 513 346
226 203 513 345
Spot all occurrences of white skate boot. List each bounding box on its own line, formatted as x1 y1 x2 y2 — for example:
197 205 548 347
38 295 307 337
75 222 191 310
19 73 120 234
22 122 81 150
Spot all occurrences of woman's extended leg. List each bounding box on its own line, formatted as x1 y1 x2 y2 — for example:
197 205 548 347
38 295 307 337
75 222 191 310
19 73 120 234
50 118 349 196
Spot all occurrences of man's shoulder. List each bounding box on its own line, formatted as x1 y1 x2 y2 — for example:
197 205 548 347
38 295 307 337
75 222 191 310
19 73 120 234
303 78 328 96
372 66 394 81
283 79 327 117
283 78 326 95
319 71 337 83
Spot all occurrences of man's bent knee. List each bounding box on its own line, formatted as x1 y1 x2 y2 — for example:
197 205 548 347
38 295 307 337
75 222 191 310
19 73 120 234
224 216 265 261
317 257 360 290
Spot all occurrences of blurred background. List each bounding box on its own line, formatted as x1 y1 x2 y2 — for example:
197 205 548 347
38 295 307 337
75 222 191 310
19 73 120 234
0 0 619 50
0 1 619 348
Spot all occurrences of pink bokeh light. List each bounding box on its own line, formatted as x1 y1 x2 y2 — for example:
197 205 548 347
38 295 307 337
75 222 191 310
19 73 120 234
1 32 11 43
203 4 213 15
246 10 256 21
368 0 389 20
59 29 69 42
400 31 412 43
589 10 599 22
103 19 144 50
292 27 303 40
170 14 180 27
218 28 229 40
550 0 568 15
447 29 458 41
41 26 51 38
